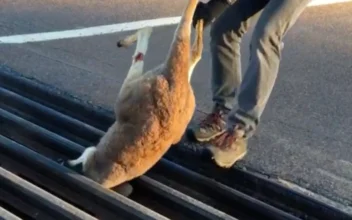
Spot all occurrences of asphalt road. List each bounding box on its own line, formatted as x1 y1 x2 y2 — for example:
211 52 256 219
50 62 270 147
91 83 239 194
1 0 352 213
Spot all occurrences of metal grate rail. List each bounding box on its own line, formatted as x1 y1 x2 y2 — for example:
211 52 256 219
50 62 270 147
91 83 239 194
0 67 351 220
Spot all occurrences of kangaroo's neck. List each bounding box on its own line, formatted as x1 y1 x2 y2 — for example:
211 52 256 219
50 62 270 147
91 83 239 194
163 0 198 83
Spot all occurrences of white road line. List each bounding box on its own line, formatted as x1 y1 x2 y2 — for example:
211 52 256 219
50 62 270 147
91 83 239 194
308 0 351 6
0 0 351 44
0 17 181 44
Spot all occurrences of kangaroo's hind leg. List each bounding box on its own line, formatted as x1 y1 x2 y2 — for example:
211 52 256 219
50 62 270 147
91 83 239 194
188 19 204 82
117 27 153 83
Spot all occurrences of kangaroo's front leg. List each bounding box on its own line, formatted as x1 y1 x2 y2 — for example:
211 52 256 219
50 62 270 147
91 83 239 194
188 19 204 82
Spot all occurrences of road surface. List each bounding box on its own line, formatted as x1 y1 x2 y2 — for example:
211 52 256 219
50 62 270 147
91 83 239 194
0 0 351 213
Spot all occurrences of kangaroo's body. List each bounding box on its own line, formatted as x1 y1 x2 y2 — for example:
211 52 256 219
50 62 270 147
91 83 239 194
66 0 204 189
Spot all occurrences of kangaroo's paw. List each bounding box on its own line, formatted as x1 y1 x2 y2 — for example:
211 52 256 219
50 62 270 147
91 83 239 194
117 26 153 48
117 33 137 48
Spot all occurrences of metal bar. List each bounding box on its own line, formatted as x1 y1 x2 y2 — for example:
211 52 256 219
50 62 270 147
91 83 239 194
0 86 103 145
0 135 168 220
0 167 97 220
137 176 238 220
0 154 118 220
152 159 300 220
1 189 54 220
0 107 84 157
0 67 112 130
0 206 22 220
165 146 352 220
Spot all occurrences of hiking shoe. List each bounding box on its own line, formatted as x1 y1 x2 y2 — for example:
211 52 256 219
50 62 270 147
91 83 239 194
189 105 230 142
207 125 248 168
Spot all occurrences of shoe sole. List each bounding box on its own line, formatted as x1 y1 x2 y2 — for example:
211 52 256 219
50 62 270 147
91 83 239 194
191 130 226 142
208 146 247 168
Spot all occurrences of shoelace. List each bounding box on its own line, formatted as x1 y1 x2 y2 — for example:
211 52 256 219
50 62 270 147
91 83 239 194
200 111 223 129
213 132 236 150
212 125 246 150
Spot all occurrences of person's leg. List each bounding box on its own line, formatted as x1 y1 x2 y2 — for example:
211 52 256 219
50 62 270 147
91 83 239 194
208 0 311 168
190 0 269 142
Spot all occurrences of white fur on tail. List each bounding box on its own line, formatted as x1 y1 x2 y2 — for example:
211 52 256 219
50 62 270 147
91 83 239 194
68 146 96 168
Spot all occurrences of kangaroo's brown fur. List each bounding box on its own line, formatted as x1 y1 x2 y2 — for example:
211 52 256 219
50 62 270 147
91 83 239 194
67 0 203 189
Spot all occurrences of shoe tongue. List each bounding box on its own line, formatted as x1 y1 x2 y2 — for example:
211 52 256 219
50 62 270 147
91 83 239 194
217 109 230 118
213 105 229 114
235 129 245 138
233 125 246 138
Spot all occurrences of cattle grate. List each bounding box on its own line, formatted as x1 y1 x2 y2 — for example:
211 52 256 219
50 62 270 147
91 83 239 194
0 67 351 220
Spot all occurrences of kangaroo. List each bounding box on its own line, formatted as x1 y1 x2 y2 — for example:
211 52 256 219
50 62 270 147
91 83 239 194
65 0 203 192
